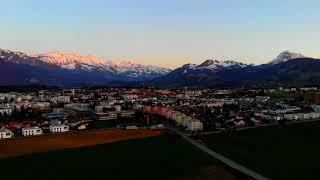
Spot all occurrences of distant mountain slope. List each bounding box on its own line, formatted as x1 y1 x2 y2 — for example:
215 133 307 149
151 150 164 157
153 51 320 88
0 49 171 87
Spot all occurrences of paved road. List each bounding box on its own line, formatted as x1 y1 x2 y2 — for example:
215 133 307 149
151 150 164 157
165 125 269 180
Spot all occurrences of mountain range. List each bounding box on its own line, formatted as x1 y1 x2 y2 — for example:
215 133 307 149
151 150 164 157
0 48 319 88
153 50 320 88
0 49 170 87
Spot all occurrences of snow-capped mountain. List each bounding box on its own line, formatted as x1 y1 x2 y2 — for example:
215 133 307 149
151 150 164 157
182 59 250 72
0 49 171 87
269 50 306 64
153 51 320 88
195 59 249 70
0 49 171 78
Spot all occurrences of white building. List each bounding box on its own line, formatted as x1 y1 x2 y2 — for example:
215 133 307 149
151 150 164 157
0 129 14 139
0 104 12 116
284 112 320 121
22 127 43 136
49 124 69 133
51 96 71 104
284 114 299 121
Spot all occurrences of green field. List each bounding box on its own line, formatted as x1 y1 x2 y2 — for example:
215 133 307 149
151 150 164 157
0 134 249 180
204 121 320 179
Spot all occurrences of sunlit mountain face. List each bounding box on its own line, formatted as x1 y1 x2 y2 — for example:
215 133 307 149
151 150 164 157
0 49 171 87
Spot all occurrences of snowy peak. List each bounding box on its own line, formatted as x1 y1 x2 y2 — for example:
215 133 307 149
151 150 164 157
198 59 220 67
0 49 171 79
28 51 107 66
182 59 249 71
270 50 306 64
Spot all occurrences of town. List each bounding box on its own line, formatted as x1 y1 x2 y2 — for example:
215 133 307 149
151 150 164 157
1 86 320 140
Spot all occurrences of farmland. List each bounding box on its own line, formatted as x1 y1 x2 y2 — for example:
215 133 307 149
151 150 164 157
204 121 320 179
0 134 250 180
0 129 162 159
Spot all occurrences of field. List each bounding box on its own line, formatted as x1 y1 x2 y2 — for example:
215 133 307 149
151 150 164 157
94 120 118 129
204 121 320 179
0 133 250 180
0 129 161 159
266 92 317 103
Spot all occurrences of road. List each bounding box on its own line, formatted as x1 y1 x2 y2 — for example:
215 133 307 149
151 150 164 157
165 124 269 180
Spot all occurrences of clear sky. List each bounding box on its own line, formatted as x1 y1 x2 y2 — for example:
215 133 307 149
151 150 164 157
0 0 319 68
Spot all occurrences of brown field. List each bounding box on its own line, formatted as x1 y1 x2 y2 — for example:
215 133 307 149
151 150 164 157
0 129 162 159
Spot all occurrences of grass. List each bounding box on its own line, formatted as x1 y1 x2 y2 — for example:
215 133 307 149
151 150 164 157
0 134 250 180
94 120 118 129
266 92 301 100
266 92 317 103
204 121 320 179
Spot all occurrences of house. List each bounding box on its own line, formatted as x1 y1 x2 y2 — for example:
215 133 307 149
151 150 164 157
186 119 203 131
77 124 87 130
284 114 299 121
0 129 14 139
311 105 320 113
0 104 12 116
49 124 69 133
22 127 43 136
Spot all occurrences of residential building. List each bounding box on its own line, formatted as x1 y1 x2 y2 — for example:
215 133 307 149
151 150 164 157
49 124 69 133
0 129 14 139
186 119 203 131
22 127 43 136
0 104 12 116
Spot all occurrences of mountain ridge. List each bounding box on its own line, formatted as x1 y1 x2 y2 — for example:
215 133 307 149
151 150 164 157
0 49 171 87
153 51 320 88
1 49 319 88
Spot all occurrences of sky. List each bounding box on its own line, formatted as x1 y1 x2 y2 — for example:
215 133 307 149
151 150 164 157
0 0 320 68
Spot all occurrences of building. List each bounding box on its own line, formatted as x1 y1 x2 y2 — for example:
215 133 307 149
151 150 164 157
51 96 71 104
119 110 136 118
0 129 14 139
32 102 50 111
312 105 320 113
0 104 12 116
64 103 92 119
42 112 68 120
94 111 118 121
49 124 69 133
22 127 43 136
186 120 203 131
